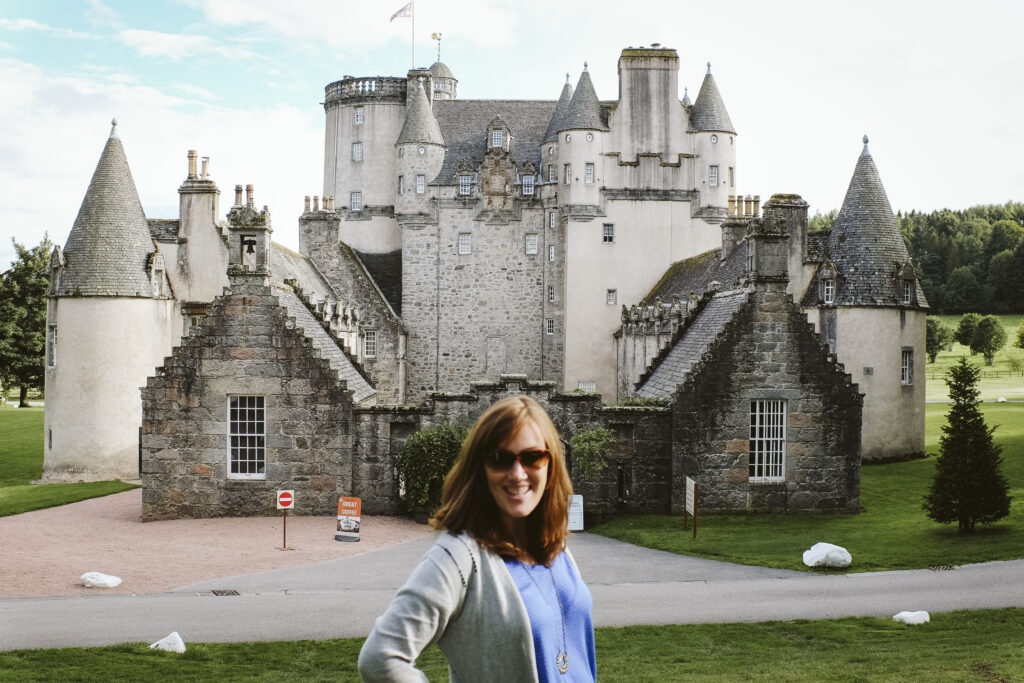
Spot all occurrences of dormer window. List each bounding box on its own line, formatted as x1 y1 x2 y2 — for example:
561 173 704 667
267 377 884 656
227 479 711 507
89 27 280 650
823 278 835 305
522 175 534 196
902 280 913 305
491 129 503 148
459 174 472 196
149 253 166 297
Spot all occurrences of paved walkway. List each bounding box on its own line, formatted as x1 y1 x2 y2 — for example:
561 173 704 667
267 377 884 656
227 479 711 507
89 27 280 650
3 532 1023 650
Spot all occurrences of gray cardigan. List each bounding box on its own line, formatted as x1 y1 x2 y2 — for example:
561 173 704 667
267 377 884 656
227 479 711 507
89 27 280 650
359 532 557 682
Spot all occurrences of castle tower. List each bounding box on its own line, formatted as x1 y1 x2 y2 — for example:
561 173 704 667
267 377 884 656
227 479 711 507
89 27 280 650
689 63 736 217
803 136 927 461
541 74 574 187
395 77 446 216
612 45 688 159
429 60 457 100
43 120 178 481
557 64 606 207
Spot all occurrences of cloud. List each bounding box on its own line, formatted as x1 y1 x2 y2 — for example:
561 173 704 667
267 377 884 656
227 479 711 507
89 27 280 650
0 18 94 39
173 83 219 100
86 0 120 27
117 29 262 61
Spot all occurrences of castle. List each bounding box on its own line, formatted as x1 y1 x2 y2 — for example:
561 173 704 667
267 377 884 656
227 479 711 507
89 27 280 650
43 45 926 518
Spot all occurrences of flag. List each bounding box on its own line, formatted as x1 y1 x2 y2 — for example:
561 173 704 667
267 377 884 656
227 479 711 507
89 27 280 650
390 1 412 21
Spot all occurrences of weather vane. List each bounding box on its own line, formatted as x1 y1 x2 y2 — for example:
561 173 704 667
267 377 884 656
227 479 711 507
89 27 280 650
431 32 442 62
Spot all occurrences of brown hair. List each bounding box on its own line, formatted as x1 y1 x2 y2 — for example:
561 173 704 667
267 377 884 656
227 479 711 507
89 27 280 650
430 396 572 565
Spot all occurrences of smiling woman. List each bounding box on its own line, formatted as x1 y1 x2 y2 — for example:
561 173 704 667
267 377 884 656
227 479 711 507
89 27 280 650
359 396 596 682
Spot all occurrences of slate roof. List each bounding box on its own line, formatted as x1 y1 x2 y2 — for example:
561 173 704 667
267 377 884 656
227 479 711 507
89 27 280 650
643 241 747 304
354 249 402 316
810 140 928 308
271 243 338 302
559 68 608 132
688 68 735 134
148 219 180 242
397 80 445 146
543 78 574 143
433 99 556 184
636 290 748 399
275 285 376 404
57 122 158 297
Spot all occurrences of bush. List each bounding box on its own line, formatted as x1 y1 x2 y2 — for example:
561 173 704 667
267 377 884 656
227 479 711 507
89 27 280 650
396 423 468 513
569 427 615 482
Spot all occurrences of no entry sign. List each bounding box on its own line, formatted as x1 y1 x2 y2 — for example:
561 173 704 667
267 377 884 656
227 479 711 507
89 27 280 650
277 490 294 510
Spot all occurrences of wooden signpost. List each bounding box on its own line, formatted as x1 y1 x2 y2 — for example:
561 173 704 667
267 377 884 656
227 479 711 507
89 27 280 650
684 477 698 538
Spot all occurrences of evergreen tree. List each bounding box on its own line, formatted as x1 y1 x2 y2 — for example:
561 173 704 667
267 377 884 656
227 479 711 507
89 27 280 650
924 358 1011 532
0 236 52 407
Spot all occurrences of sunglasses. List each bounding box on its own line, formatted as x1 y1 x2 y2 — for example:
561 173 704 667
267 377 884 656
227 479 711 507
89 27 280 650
484 448 551 470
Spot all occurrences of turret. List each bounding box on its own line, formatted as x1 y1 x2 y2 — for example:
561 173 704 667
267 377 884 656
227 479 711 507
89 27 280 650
558 64 606 206
395 77 446 216
541 74 574 189
429 61 458 100
690 63 736 214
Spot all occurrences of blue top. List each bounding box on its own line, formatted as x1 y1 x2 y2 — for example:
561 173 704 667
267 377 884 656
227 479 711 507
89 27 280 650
506 552 596 682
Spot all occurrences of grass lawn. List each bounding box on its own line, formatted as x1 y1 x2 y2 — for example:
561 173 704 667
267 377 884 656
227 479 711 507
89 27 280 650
592 402 1024 572
1 608 1021 681
0 406 137 517
926 314 1024 401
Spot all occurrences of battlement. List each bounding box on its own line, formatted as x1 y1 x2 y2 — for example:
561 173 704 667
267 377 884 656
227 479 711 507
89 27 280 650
324 76 408 107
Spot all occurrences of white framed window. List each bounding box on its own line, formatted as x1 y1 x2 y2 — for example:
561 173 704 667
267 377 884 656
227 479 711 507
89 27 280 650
397 175 404 194
458 232 472 255
709 165 719 187
547 284 555 303
525 233 539 255
585 162 595 184
354 106 364 124
548 211 556 228
459 174 472 196
228 395 266 479
492 129 503 148
522 175 534 195
545 318 555 335
548 164 556 183
902 280 913 305
729 166 735 187
352 141 363 162
603 223 615 244
548 245 555 262
577 381 596 393
606 289 617 305
749 399 785 483
416 175 425 194
823 279 835 305
364 330 377 359
901 348 914 385
350 191 363 211
564 164 572 184
47 325 56 368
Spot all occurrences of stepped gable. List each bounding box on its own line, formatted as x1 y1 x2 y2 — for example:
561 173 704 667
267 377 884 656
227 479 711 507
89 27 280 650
57 120 158 297
543 76 574 143
636 289 748 399
397 80 444 146
274 285 376 404
688 64 735 134
353 249 402 316
432 99 555 183
559 67 608 132
818 138 928 308
272 243 338 300
643 242 747 305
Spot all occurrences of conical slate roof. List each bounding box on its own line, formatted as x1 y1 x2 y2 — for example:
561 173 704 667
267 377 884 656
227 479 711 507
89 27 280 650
397 80 445 146
559 66 607 132
57 120 157 297
543 75 574 143
826 137 923 307
689 64 735 134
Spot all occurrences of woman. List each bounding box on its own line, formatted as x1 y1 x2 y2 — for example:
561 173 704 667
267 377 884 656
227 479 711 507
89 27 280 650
359 396 596 682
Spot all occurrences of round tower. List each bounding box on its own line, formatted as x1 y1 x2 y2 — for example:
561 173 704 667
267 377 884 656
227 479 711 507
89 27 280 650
394 76 446 216
689 62 737 217
429 61 457 100
557 64 607 207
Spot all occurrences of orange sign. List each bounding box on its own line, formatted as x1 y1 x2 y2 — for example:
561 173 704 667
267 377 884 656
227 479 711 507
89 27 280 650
336 496 362 542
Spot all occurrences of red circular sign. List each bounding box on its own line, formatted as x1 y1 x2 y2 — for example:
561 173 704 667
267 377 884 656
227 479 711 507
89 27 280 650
278 491 293 507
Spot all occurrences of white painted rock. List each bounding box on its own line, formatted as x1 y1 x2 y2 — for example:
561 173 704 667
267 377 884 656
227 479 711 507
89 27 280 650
81 572 122 588
893 610 930 625
802 542 852 568
150 631 186 653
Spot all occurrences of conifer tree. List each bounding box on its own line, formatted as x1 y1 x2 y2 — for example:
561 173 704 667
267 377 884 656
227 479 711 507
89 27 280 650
924 358 1011 532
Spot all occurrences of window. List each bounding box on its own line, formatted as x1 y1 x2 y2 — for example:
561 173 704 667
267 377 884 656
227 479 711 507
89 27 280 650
606 289 617 305
47 325 56 368
522 175 534 195
492 129 503 148
545 318 555 335
901 349 914 385
902 280 913 305
749 399 785 483
458 232 472 255
459 174 472 196
564 164 572 184
548 211 556 228
547 284 555 303
229 395 265 479
823 278 835 305
585 163 595 184
416 175 425 194
603 224 615 244
548 245 555 262
397 175 404 194
709 165 719 187
548 164 556 183
729 166 735 187
350 191 363 211
364 330 377 358
525 233 539 255
352 141 363 162
354 106 364 124
578 381 596 393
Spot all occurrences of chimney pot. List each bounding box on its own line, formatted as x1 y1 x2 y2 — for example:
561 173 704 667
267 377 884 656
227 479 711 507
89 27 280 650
245 184 254 207
187 150 198 180
304 195 311 213
201 156 210 179
313 195 320 212
234 185 244 207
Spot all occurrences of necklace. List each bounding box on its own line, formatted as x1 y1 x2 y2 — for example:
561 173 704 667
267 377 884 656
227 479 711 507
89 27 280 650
522 563 569 675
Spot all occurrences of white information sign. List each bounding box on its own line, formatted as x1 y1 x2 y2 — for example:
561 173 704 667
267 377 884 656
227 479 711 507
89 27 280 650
567 495 584 531
685 478 696 516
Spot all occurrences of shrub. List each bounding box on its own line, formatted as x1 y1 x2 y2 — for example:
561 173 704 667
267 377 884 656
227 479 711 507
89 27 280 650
396 423 468 513
569 427 615 482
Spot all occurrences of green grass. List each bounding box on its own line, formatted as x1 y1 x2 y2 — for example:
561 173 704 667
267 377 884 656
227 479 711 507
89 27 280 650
927 314 1024 401
1 609 1021 681
0 406 137 516
592 403 1024 572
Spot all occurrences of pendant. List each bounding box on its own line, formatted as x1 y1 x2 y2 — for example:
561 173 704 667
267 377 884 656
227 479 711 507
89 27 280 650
556 650 569 674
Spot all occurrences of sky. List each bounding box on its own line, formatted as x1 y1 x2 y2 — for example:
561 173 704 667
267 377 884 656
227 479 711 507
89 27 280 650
1 0 1022 270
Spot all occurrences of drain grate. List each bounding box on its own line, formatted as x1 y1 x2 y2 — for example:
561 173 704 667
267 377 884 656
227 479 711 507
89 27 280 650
210 589 240 596
928 565 955 571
